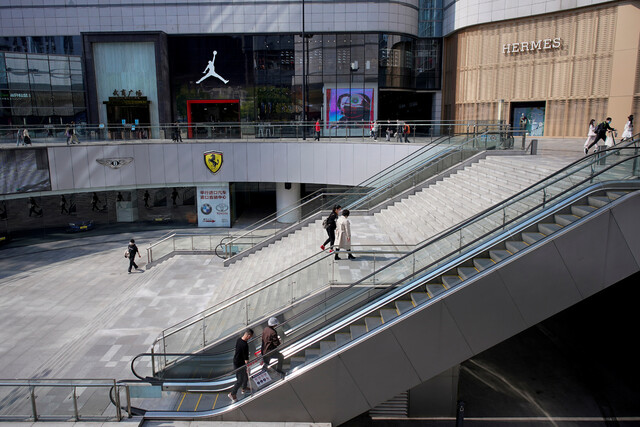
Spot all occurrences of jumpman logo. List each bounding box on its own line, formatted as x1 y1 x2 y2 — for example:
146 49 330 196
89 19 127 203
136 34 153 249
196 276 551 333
196 50 229 85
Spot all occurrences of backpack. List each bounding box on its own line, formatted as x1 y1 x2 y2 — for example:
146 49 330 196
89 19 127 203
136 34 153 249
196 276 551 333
595 122 606 134
322 218 329 229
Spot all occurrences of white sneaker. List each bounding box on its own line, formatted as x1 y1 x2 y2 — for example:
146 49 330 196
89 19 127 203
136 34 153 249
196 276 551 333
228 393 237 403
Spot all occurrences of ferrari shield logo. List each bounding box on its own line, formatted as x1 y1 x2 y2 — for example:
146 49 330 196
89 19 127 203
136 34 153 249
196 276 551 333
204 150 223 174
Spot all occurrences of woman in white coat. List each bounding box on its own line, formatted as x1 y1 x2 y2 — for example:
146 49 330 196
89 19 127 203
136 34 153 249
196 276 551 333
334 209 355 260
621 115 633 141
583 119 596 152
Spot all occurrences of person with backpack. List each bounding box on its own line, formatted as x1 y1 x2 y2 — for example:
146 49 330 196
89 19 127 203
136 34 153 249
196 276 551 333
320 204 341 251
586 117 616 154
126 238 142 273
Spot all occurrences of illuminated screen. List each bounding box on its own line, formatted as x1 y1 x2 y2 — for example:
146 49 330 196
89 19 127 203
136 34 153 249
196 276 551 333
0 148 51 195
325 88 375 126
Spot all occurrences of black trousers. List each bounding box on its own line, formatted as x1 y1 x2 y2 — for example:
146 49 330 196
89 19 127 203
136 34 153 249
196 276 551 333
587 133 607 150
262 351 284 373
128 256 138 272
315 131 320 140
230 366 248 396
323 227 336 248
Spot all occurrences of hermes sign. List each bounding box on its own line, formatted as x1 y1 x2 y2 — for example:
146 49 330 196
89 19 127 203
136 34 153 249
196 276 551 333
503 37 561 54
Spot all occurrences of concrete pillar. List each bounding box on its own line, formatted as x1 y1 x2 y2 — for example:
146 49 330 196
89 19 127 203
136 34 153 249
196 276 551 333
276 182 301 223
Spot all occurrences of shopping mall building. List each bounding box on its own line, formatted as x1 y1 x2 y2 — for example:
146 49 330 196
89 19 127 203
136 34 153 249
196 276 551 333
0 0 638 136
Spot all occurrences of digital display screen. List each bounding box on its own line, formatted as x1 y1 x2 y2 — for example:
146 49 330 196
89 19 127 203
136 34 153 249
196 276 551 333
325 88 375 126
0 148 51 195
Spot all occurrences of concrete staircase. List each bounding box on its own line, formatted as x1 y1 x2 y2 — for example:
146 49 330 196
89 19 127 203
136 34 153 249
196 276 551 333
206 155 573 312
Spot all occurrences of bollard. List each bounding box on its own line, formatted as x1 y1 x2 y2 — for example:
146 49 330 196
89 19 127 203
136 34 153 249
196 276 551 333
456 400 465 427
530 139 538 155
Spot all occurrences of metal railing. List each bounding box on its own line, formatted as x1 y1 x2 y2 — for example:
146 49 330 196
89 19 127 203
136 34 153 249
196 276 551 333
148 244 415 373
0 120 502 146
218 126 516 261
0 379 130 422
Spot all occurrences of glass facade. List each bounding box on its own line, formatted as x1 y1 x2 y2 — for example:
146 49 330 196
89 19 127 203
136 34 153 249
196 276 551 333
168 33 441 127
0 36 86 126
419 0 443 38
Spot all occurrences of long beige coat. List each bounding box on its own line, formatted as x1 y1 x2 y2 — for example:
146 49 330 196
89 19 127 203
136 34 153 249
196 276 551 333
335 216 351 250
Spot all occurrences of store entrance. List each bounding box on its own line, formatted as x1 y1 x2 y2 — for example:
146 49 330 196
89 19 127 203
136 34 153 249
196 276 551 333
104 97 151 126
187 99 240 138
510 101 546 137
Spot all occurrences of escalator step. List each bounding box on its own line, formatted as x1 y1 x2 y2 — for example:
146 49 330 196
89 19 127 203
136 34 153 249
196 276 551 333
457 267 479 281
538 223 562 235
320 340 337 355
380 309 399 323
607 191 628 200
396 300 415 314
505 240 528 253
305 348 321 362
411 292 430 306
335 333 351 347
441 276 461 288
473 258 496 272
426 284 447 296
289 356 306 370
489 249 511 263
522 232 545 245
571 205 597 217
588 195 612 208
555 214 580 226
350 324 367 339
365 316 383 331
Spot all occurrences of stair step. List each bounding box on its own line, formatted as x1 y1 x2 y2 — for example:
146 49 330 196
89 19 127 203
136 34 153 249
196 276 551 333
380 309 399 323
350 324 367 339
571 205 597 217
489 249 511 263
457 267 479 281
522 232 545 245
587 195 612 208
289 356 306 369
505 240 529 253
395 300 415 314
335 333 351 348
473 257 496 272
538 223 562 235
441 276 461 288
555 214 580 226
426 283 447 296
365 316 383 331
606 191 628 200
411 292 430 306
319 340 337 355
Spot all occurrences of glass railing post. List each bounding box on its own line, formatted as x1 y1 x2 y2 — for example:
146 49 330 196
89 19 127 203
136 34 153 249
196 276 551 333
73 386 79 421
201 315 206 348
125 386 132 418
114 380 122 421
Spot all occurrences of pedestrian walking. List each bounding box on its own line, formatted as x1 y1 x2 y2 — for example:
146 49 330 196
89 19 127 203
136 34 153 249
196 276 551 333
91 192 102 211
171 188 180 206
334 209 355 260
261 317 285 377
314 119 321 141
28 197 43 217
583 119 596 152
143 190 151 208
370 120 378 140
320 204 341 251
16 128 23 146
621 115 633 141
60 195 69 215
385 126 391 141
22 129 31 145
228 328 254 403
403 122 411 143
396 120 403 142
126 238 142 273
586 117 616 154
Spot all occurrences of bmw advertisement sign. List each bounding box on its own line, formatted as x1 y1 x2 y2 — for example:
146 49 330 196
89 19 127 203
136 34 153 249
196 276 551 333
197 184 230 227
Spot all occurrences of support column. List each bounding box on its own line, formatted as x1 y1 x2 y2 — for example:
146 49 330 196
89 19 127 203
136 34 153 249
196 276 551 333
276 182 301 223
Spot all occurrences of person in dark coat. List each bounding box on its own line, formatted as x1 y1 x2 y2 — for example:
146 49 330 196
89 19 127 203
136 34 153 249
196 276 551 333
261 317 285 377
586 117 616 154
320 205 342 251
228 329 254 403
127 239 142 273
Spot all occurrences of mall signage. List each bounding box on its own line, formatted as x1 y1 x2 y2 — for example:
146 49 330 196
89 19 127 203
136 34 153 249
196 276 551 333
203 150 223 174
197 184 230 228
503 37 561 54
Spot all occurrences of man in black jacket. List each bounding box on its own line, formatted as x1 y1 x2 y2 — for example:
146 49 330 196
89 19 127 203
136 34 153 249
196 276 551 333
228 329 253 403
586 117 616 154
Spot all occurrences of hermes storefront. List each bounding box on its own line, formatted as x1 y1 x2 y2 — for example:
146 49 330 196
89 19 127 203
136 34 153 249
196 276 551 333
443 1 640 137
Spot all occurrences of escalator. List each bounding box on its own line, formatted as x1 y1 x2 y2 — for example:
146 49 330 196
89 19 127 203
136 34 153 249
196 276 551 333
130 143 640 424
